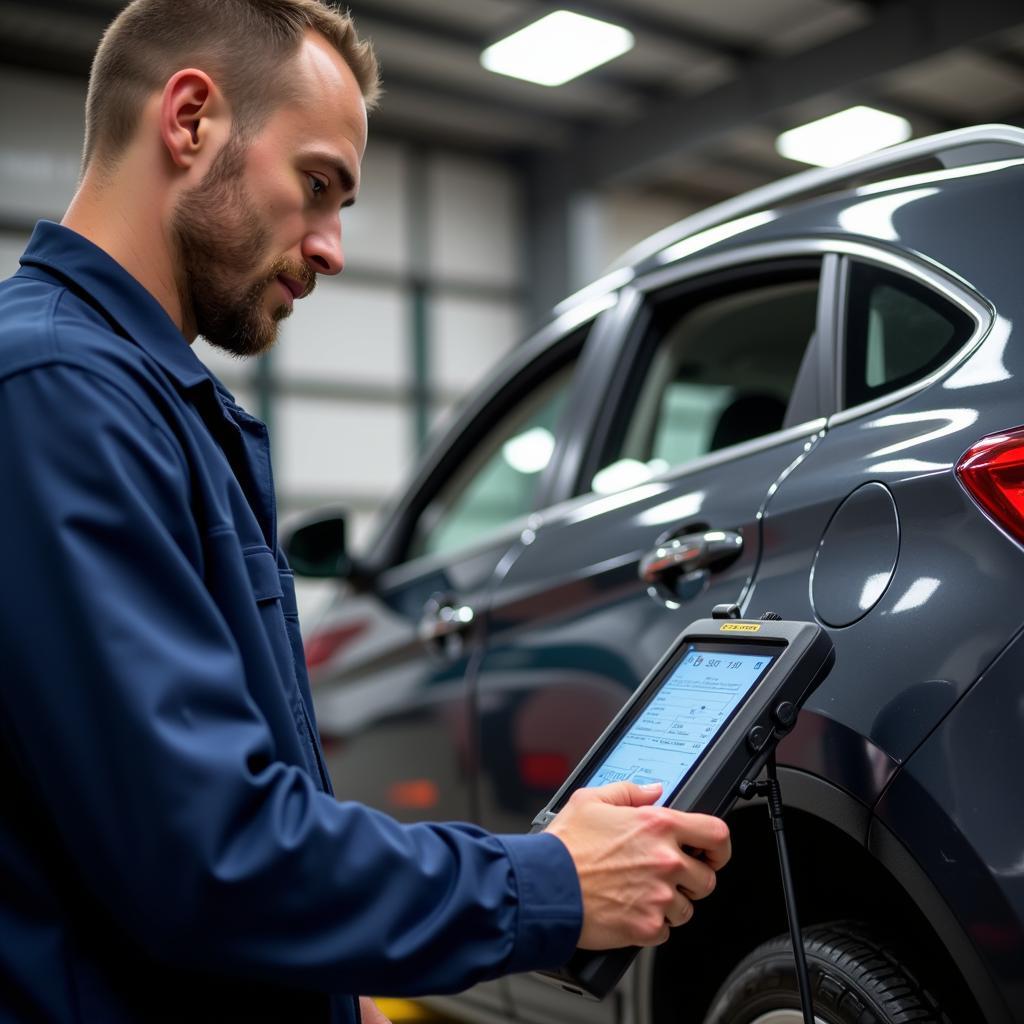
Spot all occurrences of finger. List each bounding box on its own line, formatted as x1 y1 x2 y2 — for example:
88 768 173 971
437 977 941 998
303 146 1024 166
701 825 732 871
665 812 731 867
674 855 717 901
358 997 393 1024
577 780 663 807
644 921 671 947
664 892 695 928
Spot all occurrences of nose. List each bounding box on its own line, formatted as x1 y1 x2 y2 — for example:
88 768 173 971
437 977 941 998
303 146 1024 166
302 217 344 276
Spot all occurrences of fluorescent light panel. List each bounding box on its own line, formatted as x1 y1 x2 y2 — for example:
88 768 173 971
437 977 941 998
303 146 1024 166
502 427 555 475
776 106 913 168
481 10 634 87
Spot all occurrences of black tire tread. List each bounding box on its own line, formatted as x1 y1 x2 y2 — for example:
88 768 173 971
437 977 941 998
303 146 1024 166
705 920 952 1024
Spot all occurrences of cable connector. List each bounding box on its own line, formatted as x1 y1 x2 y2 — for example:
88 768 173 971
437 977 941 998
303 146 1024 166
737 778 770 799
738 774 786 830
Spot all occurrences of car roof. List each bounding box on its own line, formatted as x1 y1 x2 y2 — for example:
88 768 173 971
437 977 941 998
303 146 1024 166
549 124 1024 320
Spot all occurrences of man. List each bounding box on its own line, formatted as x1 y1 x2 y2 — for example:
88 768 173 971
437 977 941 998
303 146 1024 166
0 2 731 1022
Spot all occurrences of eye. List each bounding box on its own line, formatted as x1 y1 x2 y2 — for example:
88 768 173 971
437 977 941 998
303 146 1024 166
307 174 328 199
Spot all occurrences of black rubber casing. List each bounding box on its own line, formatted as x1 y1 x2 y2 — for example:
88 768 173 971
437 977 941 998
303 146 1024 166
529 616 836 1000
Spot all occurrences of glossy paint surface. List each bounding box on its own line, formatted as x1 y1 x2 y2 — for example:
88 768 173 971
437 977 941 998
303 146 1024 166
312 534 519 825
306 149 1024 1022
471 432 816 834
875 624 1024 1021
810 482 899 627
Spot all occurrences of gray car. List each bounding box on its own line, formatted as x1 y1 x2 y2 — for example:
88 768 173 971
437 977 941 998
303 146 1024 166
288 124 1024 1024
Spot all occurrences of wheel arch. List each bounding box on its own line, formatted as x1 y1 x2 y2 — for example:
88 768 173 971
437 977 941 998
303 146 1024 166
633 769 989 1024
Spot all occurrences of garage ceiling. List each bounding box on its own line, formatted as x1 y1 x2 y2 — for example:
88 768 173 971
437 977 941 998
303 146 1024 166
1 0 1022 209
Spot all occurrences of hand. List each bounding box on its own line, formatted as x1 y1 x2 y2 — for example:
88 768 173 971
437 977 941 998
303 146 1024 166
358 997 393 1024
547 782 731 950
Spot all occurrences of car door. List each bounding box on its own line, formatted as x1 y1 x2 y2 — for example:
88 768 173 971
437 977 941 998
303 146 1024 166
468 246 835 1024
306 301 616 1020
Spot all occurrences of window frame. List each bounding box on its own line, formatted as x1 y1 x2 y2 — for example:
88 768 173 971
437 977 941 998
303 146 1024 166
831 249 992 422
574 245 834 499
366 293 620 576
406 358 578 562
569 237 993 501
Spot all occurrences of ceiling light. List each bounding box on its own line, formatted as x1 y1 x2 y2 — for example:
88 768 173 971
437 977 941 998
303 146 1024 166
502 427 555 474
481 11 634 87
776 106 913 167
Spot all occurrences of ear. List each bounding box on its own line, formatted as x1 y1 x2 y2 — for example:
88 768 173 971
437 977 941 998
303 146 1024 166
159 68 226 170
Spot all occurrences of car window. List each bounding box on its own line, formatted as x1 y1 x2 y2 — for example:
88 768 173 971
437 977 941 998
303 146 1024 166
409 349 579 560
589 272 819 494
843 262 975 408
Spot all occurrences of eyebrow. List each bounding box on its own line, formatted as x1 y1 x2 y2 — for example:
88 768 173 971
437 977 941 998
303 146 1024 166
334 162 357 206
307 151 358 206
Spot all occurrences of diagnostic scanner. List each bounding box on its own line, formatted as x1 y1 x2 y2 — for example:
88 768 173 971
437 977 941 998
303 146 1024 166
529 607 835 1000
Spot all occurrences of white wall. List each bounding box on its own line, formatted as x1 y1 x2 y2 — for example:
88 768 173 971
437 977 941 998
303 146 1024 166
0 233 28 276
427 153 522 288
0 68 83 224
596 189 701 273
430 293 523 394
276 279 410 389
0 67 530 625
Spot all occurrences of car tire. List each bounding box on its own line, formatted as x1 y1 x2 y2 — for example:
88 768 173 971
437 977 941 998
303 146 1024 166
703 920 951 1024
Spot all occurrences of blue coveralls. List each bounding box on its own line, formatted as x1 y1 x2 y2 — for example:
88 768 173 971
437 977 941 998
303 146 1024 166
0 222 582 1023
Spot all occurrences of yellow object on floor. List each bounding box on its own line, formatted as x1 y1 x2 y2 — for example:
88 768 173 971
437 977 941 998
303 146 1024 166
372 998 448 1021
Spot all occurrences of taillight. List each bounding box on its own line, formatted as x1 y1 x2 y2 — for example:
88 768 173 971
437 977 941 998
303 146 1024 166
304 621 367 672
387 779 440 810
518 752 571 790
956 427 1024 545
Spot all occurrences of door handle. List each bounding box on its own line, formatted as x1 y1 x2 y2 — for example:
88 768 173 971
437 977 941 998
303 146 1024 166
418 595 476 645
639 530 743 585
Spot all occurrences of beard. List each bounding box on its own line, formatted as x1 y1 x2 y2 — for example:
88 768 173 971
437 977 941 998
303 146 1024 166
170 136 315 358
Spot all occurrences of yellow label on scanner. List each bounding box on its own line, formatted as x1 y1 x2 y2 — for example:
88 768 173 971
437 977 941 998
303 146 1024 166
720 622 762 632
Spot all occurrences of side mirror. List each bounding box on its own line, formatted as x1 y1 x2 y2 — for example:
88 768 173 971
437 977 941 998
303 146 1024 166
282 511 354 579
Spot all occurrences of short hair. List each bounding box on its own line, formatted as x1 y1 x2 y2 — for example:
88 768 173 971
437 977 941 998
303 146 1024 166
83 0 380 170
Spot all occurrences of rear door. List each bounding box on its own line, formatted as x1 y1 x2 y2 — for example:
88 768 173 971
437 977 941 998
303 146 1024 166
748 244 1012 782
470 245 835 1024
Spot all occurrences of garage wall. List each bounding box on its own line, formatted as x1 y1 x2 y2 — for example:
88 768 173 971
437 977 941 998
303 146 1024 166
0 67 531 614
599 190 702 270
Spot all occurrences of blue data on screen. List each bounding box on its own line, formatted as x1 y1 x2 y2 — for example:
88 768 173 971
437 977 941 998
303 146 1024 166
583 646 775 806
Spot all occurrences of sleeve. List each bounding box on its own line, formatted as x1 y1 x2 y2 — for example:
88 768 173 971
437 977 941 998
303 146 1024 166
0 362 582 996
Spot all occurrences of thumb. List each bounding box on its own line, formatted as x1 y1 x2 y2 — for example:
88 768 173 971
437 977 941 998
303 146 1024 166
583 780 663 807
358 997 392 1024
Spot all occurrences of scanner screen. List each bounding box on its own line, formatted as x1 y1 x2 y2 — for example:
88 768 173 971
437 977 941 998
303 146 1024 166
583 645 776 806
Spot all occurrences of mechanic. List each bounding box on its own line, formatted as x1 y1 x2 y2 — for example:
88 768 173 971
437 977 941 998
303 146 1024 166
0 2 731 1022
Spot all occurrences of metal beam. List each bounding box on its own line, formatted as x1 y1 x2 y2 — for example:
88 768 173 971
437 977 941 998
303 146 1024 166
642 179 736 207
349 0 489 50
374 69 592 135
0 37 91 78
851 90 962 133
974 41 1024 74
521 151 576 329
547 0 1024 189
0 0 121 17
